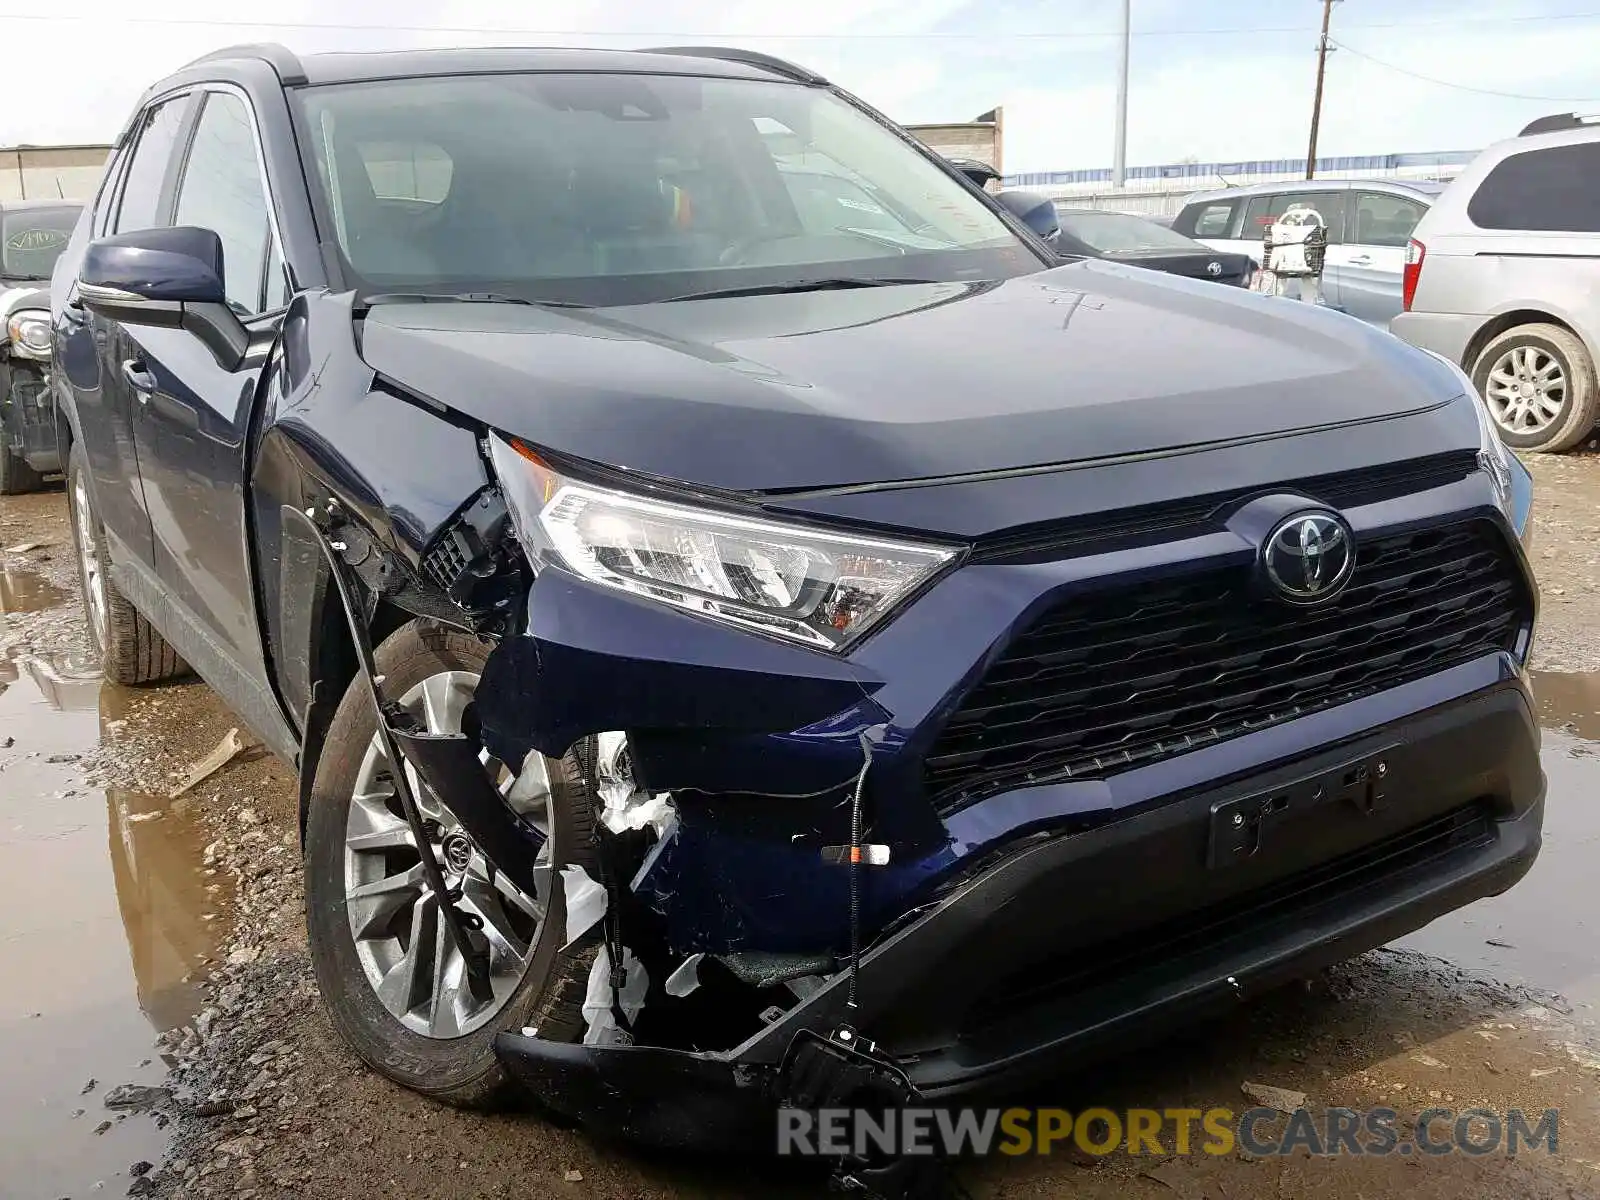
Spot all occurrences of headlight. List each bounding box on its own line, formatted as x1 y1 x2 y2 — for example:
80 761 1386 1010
1421 350 1516 508
489 435 958 650
7 309 52 358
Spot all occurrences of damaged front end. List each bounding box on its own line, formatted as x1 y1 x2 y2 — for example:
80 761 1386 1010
295 424 976 1163
289 380 1546 1195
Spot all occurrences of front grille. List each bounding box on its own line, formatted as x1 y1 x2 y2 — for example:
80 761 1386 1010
925 522 1528 812
961 800 1493 1035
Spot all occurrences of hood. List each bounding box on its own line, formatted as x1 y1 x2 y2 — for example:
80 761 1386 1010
357 260 1457 493
0 283 50 319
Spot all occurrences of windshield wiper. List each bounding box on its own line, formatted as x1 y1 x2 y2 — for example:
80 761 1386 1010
359 291 592 310
660 277 940 303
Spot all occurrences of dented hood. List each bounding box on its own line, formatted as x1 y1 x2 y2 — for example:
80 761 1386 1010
356 260 1455 493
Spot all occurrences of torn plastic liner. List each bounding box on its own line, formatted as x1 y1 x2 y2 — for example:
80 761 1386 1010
582 945 649 1046
665 953 705 998
561 864 607 949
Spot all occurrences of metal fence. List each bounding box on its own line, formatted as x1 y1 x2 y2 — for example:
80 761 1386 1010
1006 149 1479 217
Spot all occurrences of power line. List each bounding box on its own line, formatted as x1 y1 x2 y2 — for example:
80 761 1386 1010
0 9 1597 40
1330 37 1600 103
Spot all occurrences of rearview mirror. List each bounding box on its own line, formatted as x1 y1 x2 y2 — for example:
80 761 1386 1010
994 190 1062 249
78 226 248 371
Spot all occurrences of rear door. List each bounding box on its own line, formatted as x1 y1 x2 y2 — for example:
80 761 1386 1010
59 93 195 570
1239 189 1348 310
1327 190 1428 325
125 87 288 684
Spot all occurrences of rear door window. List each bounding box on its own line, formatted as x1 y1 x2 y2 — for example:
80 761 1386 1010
1468 144 1600 232
1177 200 1238 238
1350 192 1427 247
1240 191 1346 244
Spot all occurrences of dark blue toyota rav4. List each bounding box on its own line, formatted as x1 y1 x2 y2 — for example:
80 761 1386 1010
52 42 1539 1155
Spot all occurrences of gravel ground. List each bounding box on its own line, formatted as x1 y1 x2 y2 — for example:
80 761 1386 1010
2 450 1598 1200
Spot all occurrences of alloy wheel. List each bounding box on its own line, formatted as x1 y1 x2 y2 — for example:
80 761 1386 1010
72 472 110 653
343 670 553 1038
1484 344 1567 435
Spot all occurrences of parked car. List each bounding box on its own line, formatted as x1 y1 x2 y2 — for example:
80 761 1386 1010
55 44 1539 1165
1 199 81 492
1391 114 1600 453
1173 179 1444 326
1053 207 1255 287
993 194 1251 286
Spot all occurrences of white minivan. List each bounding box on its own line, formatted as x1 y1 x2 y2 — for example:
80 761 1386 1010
1171 179 1444 326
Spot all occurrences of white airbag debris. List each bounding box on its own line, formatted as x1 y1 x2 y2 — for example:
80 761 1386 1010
602 791 673 835
560 864 607 949
665 953 705 998
581 945 649 1046
595 730 675 836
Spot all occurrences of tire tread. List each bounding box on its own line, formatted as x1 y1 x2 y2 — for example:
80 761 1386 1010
65 443 187 685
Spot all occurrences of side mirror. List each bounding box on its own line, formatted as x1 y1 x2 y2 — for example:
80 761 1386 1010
79 226 248 371
994 189 1062 249
947 158 1001 190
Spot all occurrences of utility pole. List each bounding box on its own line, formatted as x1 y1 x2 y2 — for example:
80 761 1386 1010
1305 0 1337 179
1112 0 1130 188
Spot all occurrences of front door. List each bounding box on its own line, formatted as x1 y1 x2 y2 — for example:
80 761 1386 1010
126 89 288 687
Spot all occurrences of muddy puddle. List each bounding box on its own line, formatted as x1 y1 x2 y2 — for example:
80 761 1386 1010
0 568 66 615
1397 669 1600 1012
1 589 227 1196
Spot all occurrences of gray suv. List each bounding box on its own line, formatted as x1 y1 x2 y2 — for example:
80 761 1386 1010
1391 114 1600 453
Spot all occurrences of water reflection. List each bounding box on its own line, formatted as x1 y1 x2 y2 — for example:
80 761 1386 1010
1396 669 1600 1007
1533 669 1600 741
0 568 67 614
0 649 226 1194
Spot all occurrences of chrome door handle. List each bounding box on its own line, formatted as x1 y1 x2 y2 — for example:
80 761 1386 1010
1347 254 1373 265
122 358 156 401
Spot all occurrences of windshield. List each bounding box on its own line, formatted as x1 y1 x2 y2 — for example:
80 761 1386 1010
294 73 1041 305
1 207 80 280
1055 210 1207 254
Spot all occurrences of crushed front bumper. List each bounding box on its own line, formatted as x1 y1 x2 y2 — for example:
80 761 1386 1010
495 674 1543 1149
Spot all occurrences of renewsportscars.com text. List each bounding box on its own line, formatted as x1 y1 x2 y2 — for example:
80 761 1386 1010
777 1106 1559 1159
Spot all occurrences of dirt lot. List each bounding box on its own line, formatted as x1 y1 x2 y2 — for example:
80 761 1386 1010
2 452 1599 1200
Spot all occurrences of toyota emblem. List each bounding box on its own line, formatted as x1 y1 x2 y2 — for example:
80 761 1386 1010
1262 511 1356 604
1206 261 1223 277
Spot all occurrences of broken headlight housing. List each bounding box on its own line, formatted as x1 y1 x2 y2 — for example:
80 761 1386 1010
488 435 958 651
1423 351 1532 542
6 309 52 361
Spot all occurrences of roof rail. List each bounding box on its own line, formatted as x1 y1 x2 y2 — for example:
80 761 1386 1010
1519 112 1600 136
181 42 308 86
643 46 826 85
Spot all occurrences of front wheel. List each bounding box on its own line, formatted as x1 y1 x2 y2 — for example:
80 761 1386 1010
304 621 601 1109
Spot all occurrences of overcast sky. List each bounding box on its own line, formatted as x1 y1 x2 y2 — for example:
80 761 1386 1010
1 0 1596 172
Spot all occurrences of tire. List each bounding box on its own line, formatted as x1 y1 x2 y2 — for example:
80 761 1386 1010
64 442 187 685
0 439 45 495
304 621 601 1109
1472 322 1600 453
